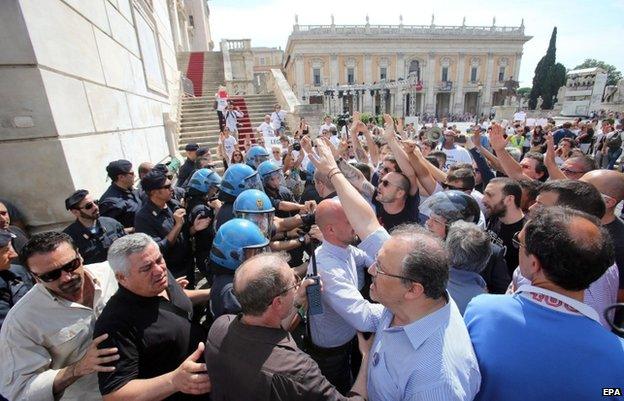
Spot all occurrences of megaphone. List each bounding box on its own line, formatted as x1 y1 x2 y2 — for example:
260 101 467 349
426 126 442 142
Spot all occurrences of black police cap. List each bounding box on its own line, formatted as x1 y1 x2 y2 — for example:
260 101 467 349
65 189 89 210
106 159 133 180
141 170 168 192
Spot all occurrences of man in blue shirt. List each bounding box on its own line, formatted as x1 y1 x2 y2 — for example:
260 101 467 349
465 207 624 401
306 137 481 401
552 121 576 145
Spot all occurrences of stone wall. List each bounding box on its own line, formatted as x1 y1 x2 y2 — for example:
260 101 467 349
0 0 182 231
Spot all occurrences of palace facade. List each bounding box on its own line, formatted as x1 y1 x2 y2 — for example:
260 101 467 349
284 17 531 118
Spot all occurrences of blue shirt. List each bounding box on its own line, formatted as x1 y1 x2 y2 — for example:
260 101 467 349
447 268 487 315
309 239 384 348
464 292 624 401
368 297 481 401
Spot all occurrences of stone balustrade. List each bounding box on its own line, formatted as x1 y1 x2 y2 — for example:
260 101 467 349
293 24 525 37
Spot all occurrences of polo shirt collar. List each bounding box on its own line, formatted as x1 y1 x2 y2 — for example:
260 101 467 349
449 267 487 287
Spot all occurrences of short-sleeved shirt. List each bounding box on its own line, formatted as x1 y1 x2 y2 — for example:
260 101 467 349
440 145 473 170
0 265 34 330
486 216 525 277
134 200 191 277
99 184 141 228
373 192 421 233
63 217 126 265
94 273 206 401
205 314 365 401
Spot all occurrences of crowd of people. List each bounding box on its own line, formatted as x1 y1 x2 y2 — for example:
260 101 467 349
1 103 624 401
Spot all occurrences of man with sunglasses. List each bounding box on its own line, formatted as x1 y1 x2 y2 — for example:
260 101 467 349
99 159 141 232
135 171 195 286
0 232 118 401
63 190 126 265
206 252 372 401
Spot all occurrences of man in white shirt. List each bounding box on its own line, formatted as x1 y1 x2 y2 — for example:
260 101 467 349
218 127 238 166
270 104 287 135
319 115 337 137
0 231 118 401
224 103 244 136
439 130 473 170
257 115 276 149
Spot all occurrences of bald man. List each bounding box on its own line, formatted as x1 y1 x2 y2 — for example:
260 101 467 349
581 169 624 303
305 199 384 394
206 253 370 400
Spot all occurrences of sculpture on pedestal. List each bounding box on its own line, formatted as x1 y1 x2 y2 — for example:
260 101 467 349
536 96 544 110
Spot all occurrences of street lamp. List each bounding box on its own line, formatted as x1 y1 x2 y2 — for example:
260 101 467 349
475 83 483 124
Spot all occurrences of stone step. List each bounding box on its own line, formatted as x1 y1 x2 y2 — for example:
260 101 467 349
182 102 277 109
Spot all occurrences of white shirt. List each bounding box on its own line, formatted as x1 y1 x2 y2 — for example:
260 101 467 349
440 145 473 170
270 110 287 130
215 97 228 112
319 123 337 136
0 262 118 401
224 109 244 133
257 122 275 138
221 135 238 161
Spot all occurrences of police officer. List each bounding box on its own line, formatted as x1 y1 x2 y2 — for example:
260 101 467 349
99 159 141 232
137 163 185 203
0 230 33 330
208 218 269 319
62 190 126 265
421 190 511 294
214 163 263 231
134 171 200 286
177 143 200 187
186 168 222 279
245 145 270 169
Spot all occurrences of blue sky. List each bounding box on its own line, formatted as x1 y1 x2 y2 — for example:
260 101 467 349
208 0 623 87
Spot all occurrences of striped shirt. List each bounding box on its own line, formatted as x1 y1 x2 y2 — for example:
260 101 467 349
368 296 481 401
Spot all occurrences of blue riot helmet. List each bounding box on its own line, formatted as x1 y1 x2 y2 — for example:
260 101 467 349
209 218 270 270
245 145 270 169
188 168 222 199
420 190 480 237
220 164 263 197
257 160 283 187
233 189 275 237
305 162 316 182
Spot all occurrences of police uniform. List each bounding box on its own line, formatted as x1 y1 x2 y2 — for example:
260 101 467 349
0 230 34 330
99 160 141 229
63 217 125 265
177 143 199 187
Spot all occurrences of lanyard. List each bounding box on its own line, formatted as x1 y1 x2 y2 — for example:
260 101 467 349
516 284 600 323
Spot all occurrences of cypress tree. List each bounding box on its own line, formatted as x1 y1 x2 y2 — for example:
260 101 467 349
529 27 566 110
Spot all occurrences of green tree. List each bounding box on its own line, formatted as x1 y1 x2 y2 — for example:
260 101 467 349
529 27 567 110
517 87 532 98
573 59 622 86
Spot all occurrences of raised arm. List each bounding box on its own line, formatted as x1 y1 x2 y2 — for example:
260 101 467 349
349 114 371 164
466 132 495 188
361 122 379 166
407 146 439 195
543 133 566 180
307 140 382 239
489 123 532 181
382 115 419 196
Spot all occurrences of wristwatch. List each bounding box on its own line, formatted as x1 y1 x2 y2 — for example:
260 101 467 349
298 235 306 246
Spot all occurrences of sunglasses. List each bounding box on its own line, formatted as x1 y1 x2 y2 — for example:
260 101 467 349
441 182 471 191
79 201 97 210
34 255 81 282
380 179 405 190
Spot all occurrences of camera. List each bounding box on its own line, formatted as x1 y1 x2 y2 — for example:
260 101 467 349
292 141 301 151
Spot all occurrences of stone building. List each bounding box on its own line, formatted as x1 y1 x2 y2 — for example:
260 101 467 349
284 16 531 118
252 46 284 94
0 0 211 231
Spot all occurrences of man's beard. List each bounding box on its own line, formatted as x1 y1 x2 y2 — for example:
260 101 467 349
58 274 83 297
80 210 99 221
487 200 507 218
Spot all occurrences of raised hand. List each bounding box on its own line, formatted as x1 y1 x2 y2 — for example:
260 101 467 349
489 123 508 152
300 135 313 155
307 137 339 176
383 114 395 132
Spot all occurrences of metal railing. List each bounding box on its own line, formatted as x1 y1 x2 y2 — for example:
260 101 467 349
181 76 194 97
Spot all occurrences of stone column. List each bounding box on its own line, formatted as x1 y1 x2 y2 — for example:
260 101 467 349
363 55 373 113
482 52 495 112
294 55 305 99
425 53 436 114
330 54 339 86
454 54 466 114
513 52 522 81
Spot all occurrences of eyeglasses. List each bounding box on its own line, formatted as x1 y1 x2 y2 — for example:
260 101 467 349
560 167 585 175
380 179 405 191
34 254 81 282
441 182 471 191
371 260 416 282
267 275 302 306
512 231 525 249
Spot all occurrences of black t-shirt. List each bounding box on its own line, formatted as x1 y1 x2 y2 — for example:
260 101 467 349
373 192 421 233
487 216 525 277
606 217 624 289
94 273 206 401
63 217 126 265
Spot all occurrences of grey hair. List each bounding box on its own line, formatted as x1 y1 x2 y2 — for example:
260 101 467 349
505 146 522 162
233 253 290 316
446 221 492 273
391 224 449 299
107 233 157 276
